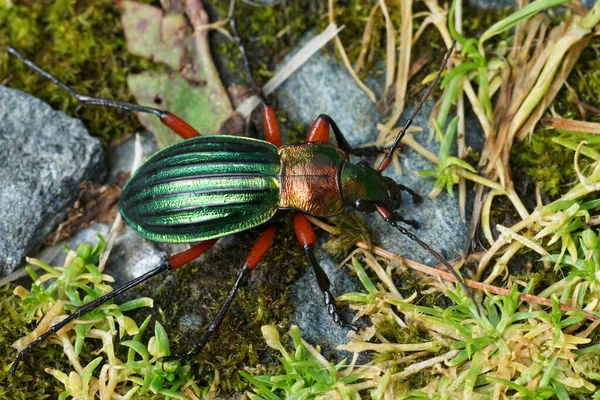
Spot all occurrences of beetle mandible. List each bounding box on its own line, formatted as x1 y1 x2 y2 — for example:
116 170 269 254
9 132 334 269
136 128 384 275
7 20 471 373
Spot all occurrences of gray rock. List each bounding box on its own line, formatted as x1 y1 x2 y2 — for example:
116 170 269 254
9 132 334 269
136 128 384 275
274 43 380 145
104 226 168 285
107 131 158 184
276 37 478 350
0 86 106 276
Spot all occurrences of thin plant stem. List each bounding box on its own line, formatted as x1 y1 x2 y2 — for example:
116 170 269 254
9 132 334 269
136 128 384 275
304 216 600 321
328 0 377 102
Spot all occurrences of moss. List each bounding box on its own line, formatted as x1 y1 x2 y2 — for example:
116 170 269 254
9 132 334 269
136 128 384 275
0 0 162 146
209 1 317 87
511 35 600 197
511 128 584 197
0 285 103 398
322 212 371 258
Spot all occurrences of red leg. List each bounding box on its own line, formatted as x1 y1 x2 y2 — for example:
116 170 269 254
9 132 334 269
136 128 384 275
261 104 282 146
306 115 353 156
160 112 201 139
165 226 277 363
294 213 357 330
243 225 277 269
306 117 330 143
168 239 219 269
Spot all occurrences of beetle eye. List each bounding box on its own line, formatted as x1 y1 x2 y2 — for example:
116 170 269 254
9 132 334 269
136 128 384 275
357 160 370 167
354 199 377 213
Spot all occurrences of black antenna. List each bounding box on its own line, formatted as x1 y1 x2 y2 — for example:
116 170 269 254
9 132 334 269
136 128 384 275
386 215 480 314
378 40 456 172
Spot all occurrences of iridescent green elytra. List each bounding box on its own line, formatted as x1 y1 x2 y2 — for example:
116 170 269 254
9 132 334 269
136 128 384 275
120 135 401 243
120 136 281 242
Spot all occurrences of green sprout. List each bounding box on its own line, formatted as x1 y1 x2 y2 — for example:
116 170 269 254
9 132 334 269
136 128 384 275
418 116 478 198
336 257 597 398
10 236 211 399
240 325 362 399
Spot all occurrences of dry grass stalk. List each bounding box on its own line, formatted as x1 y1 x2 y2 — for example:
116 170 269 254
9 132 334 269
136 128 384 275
305 216 600 322
542 116 600 135
354 2 381 75
376 0 414 139
328 0 376 103
236 22 343 118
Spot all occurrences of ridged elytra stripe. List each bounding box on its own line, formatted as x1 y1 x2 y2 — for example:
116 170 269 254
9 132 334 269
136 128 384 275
127 172 267 192
135 196 270 226
125 193 279 243
141 153 280 176
124 175 278 205
148 136 273 161
128 185 276 215
119 135 282 243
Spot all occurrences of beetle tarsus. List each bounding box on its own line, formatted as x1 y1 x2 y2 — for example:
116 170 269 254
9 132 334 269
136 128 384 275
324 291 359 331
160 354 189 371
399 184 422 204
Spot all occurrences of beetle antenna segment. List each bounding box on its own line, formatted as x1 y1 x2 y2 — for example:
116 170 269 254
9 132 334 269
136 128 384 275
377 206 480 315
6 46 165 117
377 40 456 172
229 18 266 103
9 262 171 375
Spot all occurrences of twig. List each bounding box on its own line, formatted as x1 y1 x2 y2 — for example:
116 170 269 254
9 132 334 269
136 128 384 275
328 0 377 102
99 135 144 272
542 116 600 135
354 2 381 75
236 23 344 118
305 216 600 322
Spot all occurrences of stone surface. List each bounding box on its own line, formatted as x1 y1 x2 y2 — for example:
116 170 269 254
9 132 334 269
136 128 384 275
0 86 106 276
275 36 482 349
107 131 158 184
36 130 167 285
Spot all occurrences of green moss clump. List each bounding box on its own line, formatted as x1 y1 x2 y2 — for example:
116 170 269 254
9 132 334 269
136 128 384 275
322 212 371 258
511 128 581 197
511 35 600 197
0 285 60 398
0 0 162 146
0 285 103 398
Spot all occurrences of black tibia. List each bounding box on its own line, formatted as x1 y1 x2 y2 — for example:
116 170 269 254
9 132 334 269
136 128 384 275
350 146 390 157
398 184 422 204
7 47 167 117
229 18 267 104
10 262 171 375
304 245 358 331
162 266 251 365
315 114 354 155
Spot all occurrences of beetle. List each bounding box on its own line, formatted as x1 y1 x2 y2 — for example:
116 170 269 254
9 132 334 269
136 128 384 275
7 25 471 374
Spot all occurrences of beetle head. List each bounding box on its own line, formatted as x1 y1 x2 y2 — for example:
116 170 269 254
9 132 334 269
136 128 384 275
341 162 401 214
